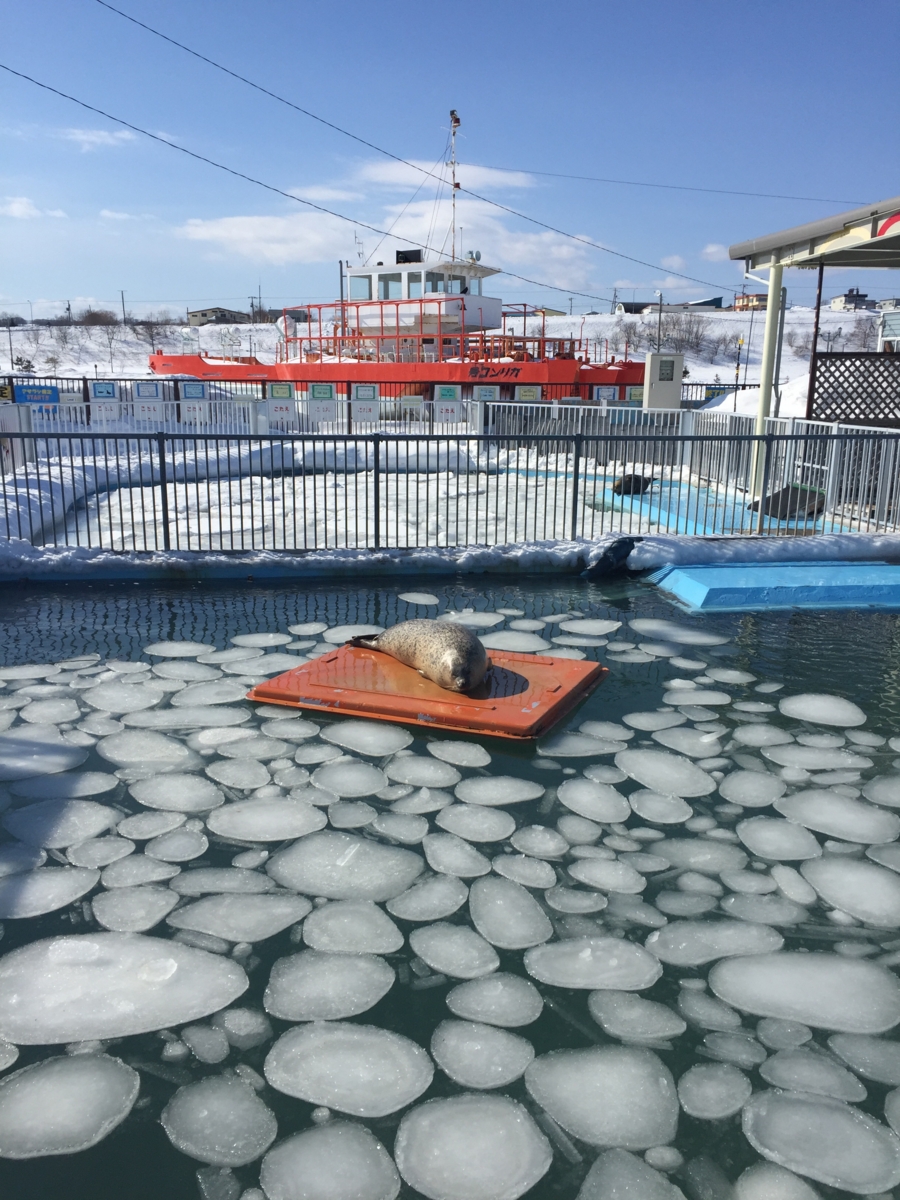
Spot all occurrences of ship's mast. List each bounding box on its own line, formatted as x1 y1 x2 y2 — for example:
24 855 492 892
449 109 460 261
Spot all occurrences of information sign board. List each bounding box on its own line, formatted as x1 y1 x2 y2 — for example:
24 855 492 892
14 384 59 405
90 381 118 401
180 382 208 401
515 385 541 403
135 381 163 400
309 383 335 401
268 382 295 400
351 383 379 403
474 385 499 403
435 384 461 402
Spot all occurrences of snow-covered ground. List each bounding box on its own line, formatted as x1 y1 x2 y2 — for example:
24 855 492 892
3 305 874 388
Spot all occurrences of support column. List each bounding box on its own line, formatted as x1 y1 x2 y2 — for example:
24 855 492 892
755 262 784 437
752 262 783 500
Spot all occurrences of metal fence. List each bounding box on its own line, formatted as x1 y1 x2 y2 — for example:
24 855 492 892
3 428 899 552
810 352 900 428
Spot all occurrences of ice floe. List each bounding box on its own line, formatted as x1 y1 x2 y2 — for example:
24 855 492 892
0 934 247 1042
264 950 395 1021
524 1046 678 1148
445 973 543 1027
742 1089 900 1193
261 1121 399 1200
677 1062 750 1119
169 894 311 943
523 937 662 990
302 900 403 954
431 1019 534 1089
394 1094 551 1200
264 1021 433 1116
709 952 900 1032
0 1054 139 1158
409 922 499 978
161 1076 277 1166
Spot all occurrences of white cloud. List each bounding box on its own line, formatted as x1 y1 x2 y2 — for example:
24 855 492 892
179 211 351 265
661 254 686 271
60 128 136 152
291 185 363 203
701 242 730 262
0 196 41 218
100 209 134 220
357 160 534 191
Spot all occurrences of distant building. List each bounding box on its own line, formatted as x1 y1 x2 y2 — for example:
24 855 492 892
534 306 566 316
615 298 723 315
830 288 876 312
188 307 251 327
734 293 768 311
876 298 900 312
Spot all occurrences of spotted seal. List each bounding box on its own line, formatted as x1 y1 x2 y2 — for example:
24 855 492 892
346 619 489 693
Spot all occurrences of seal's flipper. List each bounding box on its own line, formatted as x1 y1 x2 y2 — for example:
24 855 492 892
346 635 381 650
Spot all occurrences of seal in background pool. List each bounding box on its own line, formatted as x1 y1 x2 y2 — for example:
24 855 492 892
346 620 490 693
612 474 655 496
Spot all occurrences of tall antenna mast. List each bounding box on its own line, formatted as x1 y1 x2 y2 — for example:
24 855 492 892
449 109 460 261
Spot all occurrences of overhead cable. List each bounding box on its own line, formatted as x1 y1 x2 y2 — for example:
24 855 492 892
90 0 735 290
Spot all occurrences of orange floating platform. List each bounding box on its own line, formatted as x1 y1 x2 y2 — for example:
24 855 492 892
247 646 607 740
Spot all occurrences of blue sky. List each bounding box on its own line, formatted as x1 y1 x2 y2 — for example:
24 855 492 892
1 0 898 319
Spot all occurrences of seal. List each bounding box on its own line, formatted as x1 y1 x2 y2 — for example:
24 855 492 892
346 619 489 693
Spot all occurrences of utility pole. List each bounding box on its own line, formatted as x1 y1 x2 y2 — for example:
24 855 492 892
610 288 617 316
65 301 72 324
449 109 460 261
568 297 573 316
655 291 663 352
743 307 755 386
734 336 744 408
120 290 127 325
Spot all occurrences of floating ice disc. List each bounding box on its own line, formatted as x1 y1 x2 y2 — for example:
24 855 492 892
394 1094 551 1200
0 724 88 781
266 831 424 901
778 692 867 727
264 1022 433 1116
0 1054 139 1159
161 1076 277 1166
0 933 247 1043
261 1121 400 1200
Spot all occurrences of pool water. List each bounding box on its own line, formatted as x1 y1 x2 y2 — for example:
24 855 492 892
0 578 899 1200
588 479 836 536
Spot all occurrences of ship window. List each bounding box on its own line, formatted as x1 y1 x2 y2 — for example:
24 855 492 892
425 272 445 294
349 275 371 300
469 277 482 295
378 273 402 300
447 275 466 294
407 272 422 299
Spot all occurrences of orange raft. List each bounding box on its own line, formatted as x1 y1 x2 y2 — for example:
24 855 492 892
247 645 607 740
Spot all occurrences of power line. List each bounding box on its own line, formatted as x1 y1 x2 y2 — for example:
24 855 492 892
461 163 864 207
91 0 735 291
0 61 615 304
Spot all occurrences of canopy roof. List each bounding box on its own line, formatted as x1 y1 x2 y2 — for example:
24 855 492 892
730 194 900 270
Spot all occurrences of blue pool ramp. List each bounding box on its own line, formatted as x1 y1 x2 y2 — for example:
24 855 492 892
650 561 900 612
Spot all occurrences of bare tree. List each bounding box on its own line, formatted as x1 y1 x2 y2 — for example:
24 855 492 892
785 329 812 358
75 307 118 326
849 315 877 351
101 323 121 372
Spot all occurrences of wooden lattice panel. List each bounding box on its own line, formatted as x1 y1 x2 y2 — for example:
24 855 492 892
811 352 900 428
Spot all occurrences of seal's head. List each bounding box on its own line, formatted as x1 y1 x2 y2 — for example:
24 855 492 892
439 645 489 693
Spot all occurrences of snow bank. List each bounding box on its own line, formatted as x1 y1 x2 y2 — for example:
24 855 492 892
627 533 900 571
701 373 810 419
0 535 617 581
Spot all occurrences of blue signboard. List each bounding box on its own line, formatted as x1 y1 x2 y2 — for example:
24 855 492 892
14 384 59 405
135 381 164 400
181 382 208 400
90 381 118 400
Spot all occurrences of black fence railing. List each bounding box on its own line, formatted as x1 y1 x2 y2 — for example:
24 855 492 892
2 430 899 552
810 352 900 428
